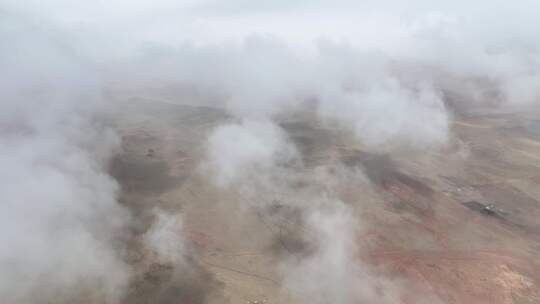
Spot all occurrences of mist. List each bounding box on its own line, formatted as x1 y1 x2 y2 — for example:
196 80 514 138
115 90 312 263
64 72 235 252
0 15 130 303
1 0 540 303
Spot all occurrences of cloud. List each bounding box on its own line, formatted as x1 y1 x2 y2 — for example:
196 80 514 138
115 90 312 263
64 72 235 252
280 201 403 304
143 209 186 265
2 1 539 303
202 119 299 187
0 15 130 303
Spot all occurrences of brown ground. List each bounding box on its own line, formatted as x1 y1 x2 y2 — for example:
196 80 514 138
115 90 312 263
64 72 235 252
108 96 540 304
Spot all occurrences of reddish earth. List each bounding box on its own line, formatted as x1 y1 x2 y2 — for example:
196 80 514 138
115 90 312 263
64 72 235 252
110 97 540 304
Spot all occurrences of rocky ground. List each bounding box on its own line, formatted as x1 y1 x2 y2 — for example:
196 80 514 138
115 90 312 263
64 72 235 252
108 95 540 304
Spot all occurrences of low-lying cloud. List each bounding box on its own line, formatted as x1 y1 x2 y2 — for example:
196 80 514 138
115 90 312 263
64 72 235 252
1 0 539 303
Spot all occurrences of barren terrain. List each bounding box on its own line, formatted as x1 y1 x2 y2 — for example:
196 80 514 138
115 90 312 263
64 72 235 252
109 96 540 304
